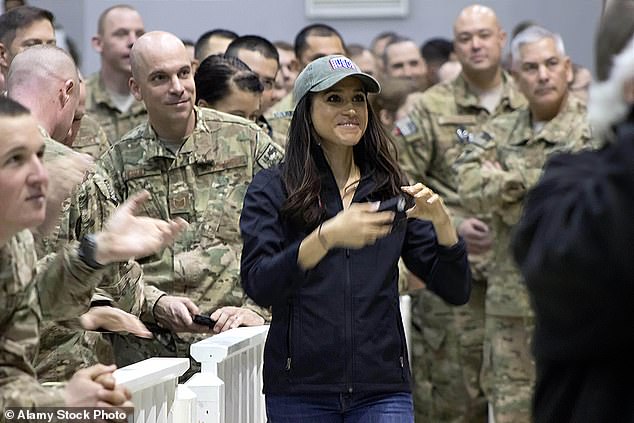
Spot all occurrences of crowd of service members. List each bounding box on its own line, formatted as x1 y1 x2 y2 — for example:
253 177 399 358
0 0 631 422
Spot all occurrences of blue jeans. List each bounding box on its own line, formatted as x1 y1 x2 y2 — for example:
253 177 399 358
266 391 414 422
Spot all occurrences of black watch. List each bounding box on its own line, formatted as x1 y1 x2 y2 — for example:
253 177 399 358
78 234 104 269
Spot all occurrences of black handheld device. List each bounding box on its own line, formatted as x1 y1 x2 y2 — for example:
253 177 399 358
377 194 414 230
193 314 217 328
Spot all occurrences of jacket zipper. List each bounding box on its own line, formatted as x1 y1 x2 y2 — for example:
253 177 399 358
395 306 407 381
285 302 293 371
345 248 353 393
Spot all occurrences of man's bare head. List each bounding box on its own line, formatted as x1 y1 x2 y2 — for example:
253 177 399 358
130 31 187 80
92 5 144 75
452 4 506 76
129 31 196 140
7 45 79 141
453 5 500 34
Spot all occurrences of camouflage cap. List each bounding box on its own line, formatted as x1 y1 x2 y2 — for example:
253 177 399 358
293 54 380 106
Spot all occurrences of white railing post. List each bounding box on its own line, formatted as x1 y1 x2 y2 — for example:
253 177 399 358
170 384 198 423
184 372 225 423
113 357 191 423
400 294 412 364
190 325 269 423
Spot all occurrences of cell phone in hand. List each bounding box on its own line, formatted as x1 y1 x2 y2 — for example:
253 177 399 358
377 194 415 231
193 314 217 328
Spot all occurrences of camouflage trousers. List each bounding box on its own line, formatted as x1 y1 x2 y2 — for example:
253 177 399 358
411 279 487 423
481 314 535 423
36 321 114 383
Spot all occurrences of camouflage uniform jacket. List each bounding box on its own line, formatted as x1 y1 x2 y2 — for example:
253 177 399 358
77 107 284 324
264 91 293 144
393 72 525 278
34 129 76 259
258 114 287 148
455 95 595 317
34 130 131 381
1 230 101 407
72 113 112 159
393 72 526 218
85 73 147 144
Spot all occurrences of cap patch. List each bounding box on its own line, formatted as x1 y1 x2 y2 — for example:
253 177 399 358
329 57 358 71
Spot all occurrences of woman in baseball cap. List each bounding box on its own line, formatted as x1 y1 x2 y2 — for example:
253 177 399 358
240 54 470 422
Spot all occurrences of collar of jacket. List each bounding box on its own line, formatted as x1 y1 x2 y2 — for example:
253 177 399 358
89 73 146 115
454 70 526 112
137 106 209 161
509 94 590 146
311 144 378 220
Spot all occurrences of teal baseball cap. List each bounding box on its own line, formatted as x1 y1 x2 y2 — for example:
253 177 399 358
292 54 381 107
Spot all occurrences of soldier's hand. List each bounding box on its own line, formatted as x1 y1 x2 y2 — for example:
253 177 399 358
320 202 394 250
210 306 266 333
80 306 152 338
93 370 133 408
154 295 203 332
458 217 492 254
64 364 131 407
482 160 503 171
93 190 189 265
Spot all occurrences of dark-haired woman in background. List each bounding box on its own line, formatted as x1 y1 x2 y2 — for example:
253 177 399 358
194 54 263 122
240 54 471 422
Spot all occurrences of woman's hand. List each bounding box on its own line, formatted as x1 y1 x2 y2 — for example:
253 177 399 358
321 202 395 249
402 183 451 223
402 183 458 246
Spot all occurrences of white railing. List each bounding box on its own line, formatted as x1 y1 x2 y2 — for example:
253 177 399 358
188 325 269 423
113 357 191 423
113 295 412 423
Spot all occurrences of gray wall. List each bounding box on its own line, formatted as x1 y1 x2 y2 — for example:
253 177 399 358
29 0 602 77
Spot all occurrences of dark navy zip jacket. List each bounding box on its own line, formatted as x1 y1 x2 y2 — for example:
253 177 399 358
240 161 471 395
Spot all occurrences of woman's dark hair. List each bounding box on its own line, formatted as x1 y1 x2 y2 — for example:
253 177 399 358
281 87 406 228
595 0 634 81
195 54 263 105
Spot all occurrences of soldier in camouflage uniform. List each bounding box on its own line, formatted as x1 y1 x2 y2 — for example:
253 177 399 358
454 26 597 423
68 72 111 159
72 114 111 159
265 24 346 145
0 96 182 410
76 32 284 368
393 6 526 422
6 45 152 383
6 45 85 256
86 5 146 144
7 45 102 383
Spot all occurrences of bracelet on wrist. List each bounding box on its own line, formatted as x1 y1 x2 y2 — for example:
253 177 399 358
317 223 330 250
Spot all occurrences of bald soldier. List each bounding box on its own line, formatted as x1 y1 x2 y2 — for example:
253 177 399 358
455 26 596 422
6 45 89 249
393 5 526 422
6 45 151 382
75 31 284 368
